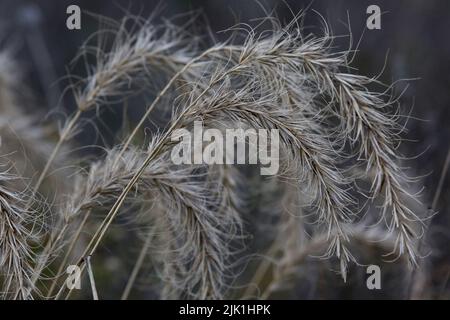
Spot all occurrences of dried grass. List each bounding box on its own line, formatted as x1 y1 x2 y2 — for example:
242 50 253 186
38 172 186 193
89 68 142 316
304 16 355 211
0 11 428 300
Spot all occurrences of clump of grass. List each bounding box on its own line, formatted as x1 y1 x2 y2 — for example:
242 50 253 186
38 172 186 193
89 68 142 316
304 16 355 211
0 10 427 300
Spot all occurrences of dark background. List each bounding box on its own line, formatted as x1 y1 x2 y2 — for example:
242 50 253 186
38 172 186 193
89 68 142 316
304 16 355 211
0 0 448 298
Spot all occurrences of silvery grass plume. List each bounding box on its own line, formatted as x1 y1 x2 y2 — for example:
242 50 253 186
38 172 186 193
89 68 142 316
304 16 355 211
170 54 355 278
0 169 41 299
33 13 203 194
202 17 423 261
193 16 423 269
42 144 241 300
72 14 199 112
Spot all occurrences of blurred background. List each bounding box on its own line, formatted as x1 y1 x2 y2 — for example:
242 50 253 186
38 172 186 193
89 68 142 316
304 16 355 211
0 0 448 299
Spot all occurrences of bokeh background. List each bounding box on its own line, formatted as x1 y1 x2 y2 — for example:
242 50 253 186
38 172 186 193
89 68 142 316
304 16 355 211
0 0 448 299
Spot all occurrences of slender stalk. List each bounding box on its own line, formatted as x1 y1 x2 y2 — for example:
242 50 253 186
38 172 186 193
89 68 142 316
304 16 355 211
85 255 99 300
120 229 154 300
432 149 450 211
